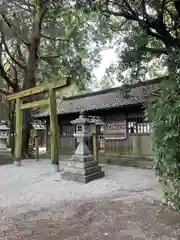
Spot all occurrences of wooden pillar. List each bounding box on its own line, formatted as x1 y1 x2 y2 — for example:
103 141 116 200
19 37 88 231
92 133 98 162
14 98 23 166
45 120 49 154
58 124 61 156
49 89 59 172
34 130 39 161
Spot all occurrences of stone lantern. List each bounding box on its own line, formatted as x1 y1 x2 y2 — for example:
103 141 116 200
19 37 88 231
0 121 10 150
30 120 46 160
0 121 13 165
61 111 104 183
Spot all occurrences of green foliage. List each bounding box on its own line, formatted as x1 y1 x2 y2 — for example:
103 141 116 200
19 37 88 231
78 0 180 209
0 1 111 93
38 8 93 90
148 50 180 210
0 1 112 156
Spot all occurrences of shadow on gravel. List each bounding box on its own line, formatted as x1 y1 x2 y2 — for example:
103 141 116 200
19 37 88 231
1 199 180 240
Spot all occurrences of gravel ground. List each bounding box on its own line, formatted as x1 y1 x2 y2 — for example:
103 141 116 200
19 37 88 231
0 160 180 239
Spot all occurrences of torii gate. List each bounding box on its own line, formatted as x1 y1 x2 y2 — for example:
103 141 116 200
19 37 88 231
7 79 69 172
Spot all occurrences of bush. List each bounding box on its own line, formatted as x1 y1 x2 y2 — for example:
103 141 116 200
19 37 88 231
148 75 180 210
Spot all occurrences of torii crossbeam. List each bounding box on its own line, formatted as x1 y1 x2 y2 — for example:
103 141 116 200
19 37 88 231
7 79 69 172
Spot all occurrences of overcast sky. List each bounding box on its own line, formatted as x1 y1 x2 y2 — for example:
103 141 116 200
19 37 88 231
93 48 117 81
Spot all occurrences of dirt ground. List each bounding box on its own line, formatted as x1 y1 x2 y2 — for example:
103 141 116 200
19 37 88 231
0 161 180 240
0 196 180 239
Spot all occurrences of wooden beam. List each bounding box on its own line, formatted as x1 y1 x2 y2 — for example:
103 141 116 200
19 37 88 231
49 89 59 168
7 79 68 101
45 120 50 154
92 133 98 162
34 129 40 161
20 99 49 110
14 98 23 164
35 136 39 161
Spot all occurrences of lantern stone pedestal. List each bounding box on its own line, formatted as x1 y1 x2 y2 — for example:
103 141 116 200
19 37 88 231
0 121 13 165
61 142 104 183
61 113 104 183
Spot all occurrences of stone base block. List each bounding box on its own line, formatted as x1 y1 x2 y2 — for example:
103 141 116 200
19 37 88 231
14 160 21 167
67 160 99 169
50 164 59 173
63 165 102 176
61 170 105 183
71 154 94 163
0 150 14 166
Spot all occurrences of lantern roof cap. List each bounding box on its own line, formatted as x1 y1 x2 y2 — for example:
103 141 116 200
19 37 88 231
31 120 46 130
0 121 9 131
71 112 93 125
71 112 104 125
88 116 105 125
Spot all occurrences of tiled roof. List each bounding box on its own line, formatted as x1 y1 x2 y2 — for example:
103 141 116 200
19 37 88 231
36 77 164 117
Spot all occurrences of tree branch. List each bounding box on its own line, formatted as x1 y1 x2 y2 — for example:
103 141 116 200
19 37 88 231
104 9 138 20
7 59 18 84
41 34 66 42
105 0 180 48
108 0 128 11
146 18 180 47
123 0 138 17
0 12 30 46
39 54 61 60
38 1 51 30
158 0 166 22
140 46 168 55
10 1 31 12
16 43 27 65
0 63 17 91
174 0 180 18
145 27 167 43
0 88 8 95
2 35 26 69
142 0 148 21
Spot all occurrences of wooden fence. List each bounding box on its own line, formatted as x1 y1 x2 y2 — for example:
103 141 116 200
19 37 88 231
44 118 153 168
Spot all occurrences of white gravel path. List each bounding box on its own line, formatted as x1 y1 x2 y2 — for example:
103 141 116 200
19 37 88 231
0 160 162 214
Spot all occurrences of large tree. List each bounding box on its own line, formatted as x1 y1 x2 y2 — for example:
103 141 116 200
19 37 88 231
0 0 105 157
76 0 180 210
76 0 180 81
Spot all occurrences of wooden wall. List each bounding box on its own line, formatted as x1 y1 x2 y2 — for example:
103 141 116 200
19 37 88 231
43 105 153 168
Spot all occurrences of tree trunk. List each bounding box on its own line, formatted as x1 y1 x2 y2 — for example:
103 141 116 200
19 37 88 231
18 5 44 158
21 38 40 158
21 109 32 158
9 101 15 156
